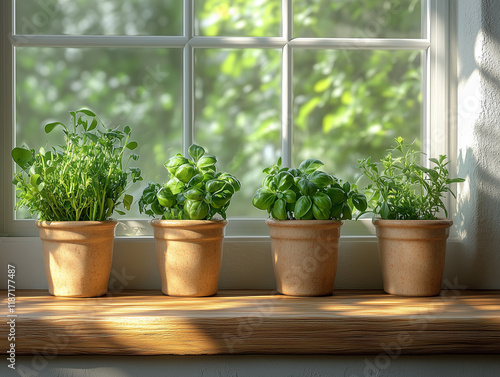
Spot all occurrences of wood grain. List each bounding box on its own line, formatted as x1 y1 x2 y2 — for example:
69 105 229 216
1 289 499 355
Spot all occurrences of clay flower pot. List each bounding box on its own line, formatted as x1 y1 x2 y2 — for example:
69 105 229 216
266 219 343 296
373 218 453 297
151 219 227 297
37 220 117 297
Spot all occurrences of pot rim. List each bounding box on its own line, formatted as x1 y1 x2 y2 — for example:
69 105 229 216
36 220 118 228
372 217 453 227
265 218 343 227
150 219 228 228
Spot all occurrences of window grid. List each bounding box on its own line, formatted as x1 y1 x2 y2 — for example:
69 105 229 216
2 0 447 237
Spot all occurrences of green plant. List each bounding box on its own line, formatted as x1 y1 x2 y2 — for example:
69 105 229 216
252 158 367 220
358 137 465 220
139 144 241 220
12 109 143 221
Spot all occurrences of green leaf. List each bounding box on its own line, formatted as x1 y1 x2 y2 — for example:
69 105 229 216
83 132 99 143
275 171 294 191
30 174 41 187
272 198 287 220
301 208 314 220
308 171 334 188
312 204 330 220
313 192 332 212
330 203 343 219
341 205 353 220
188 144 205 162
123 194 133 211
252 188 276 210
282 189 296 204
380 201 390 219
77 109 96 117
175 163 196 183
197 155 217 168
44 122 67 134
165 178 185 195
428 157 440 165
188 174 204 188
294 196 312 219
297 178 317 196
263 175 276 190
185 200 209 220
12 147 34 170
351 194 368 212
226 175 241 192
124 126 131 135
87 118 98 131
298 159 324 174
326 187 347 204
343 182 351 193
157 188 176 207
164 156 189 175
183 188 204 201
126 141 138 150
448 178 465 183
210 193 231 208
106 198 114 218
151 200 164 216
206 179 226 193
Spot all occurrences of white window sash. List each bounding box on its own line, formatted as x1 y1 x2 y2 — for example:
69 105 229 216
1 0 450 238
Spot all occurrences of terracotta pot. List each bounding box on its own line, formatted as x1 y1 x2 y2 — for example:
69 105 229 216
37 220 117 297
266 219 343 296
373 218 453 297
151 219 227 297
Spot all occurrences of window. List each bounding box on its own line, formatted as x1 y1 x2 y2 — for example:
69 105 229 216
1 0 449 237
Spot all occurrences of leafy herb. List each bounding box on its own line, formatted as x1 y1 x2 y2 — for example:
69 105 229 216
12 109 143 221
139 144 240 220
252 157 367 220
358 137 465 220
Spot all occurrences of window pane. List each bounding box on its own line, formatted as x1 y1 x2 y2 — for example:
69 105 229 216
194 0 281 37
293 49 422 182
294 0 422 39
194 49 282 217
15 47 183 219
15 0 182 35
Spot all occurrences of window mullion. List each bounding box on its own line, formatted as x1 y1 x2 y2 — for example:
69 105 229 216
183 0 194 156
281 0 293 167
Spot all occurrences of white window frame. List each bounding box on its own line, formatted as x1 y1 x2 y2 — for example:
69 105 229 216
1 0 451 238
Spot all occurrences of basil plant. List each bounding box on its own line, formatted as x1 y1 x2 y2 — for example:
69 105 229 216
252 158 367 220
139 144 240 220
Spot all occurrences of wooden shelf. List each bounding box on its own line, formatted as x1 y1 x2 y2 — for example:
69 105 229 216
2 289 500 356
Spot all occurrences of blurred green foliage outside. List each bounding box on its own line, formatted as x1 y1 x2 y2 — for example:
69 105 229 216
14 0 422 218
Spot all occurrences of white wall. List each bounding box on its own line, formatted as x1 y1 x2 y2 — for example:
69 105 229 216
456 0 500 288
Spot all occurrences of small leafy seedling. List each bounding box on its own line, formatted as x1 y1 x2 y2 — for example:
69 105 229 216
139 144 240 220
252 157 367 220
358 137 465 220
12 109 143 221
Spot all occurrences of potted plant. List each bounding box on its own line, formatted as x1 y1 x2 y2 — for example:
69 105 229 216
11 109 142 297
252 157 367 296
358 137 465 297
139 144 240 297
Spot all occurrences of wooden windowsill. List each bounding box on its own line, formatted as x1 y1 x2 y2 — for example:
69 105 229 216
2 289 500 356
